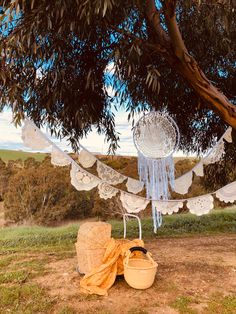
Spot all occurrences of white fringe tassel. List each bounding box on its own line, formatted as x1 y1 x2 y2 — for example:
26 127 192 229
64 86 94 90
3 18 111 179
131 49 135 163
138 152 175 232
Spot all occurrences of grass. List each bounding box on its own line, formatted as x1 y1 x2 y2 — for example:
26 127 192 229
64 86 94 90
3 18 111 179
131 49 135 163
0 208 235 253
171 296 198 314
0 284 55 313
0 149 47 162
0 209 235 313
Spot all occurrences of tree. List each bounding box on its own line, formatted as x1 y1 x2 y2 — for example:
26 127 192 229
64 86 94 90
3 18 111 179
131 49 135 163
0 1 235 153
4 158 94 225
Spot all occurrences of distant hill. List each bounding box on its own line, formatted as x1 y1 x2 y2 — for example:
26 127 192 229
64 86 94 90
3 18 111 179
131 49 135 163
0 149 47 162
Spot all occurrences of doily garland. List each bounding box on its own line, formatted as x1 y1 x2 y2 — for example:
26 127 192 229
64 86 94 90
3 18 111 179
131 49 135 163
78 149 96 168
126 177 144 194
186 194 214 216
70 163 100 191
120 192 149 214
215 181 236 203
51 146 71 167
153 200 184 215
20 119 236 223
22 119 51 150
98 183 118 200
97 161 126 185
174 171 193 195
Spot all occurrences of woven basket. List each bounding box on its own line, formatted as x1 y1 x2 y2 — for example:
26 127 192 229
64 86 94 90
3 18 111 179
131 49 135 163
75 222 111 274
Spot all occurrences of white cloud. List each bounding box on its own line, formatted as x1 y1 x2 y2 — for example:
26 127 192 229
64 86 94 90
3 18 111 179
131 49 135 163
0 110 139 155
0 110 186 157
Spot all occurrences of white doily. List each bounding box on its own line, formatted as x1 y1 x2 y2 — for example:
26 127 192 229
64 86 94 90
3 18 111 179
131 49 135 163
223 127 232 143
174 171 193 195
97 161 126 185
22 120 50 150
78 149 97 168
70 163 100 191
98 183 118 200
51 146 71 167
126 178 144 194
152 200 183 215
120 192 149 213
186 194 214 216
133 112 179 159
203 140 225 165
193 161 204 177
215 181 236 203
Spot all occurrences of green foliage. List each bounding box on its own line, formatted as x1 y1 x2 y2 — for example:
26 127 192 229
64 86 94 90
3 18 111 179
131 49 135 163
0 1 235 152
4 158 93 225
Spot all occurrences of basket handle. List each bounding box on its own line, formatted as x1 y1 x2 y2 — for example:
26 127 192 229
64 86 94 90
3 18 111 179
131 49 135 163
129 246 147 254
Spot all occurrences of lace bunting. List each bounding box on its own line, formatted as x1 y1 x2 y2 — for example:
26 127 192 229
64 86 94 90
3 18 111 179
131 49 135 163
120 192 149 213
152 200 183 215
223 127 232 143
98 183 118 200
78 149 96 168
186 195 214 216
126 178 144 194
215 181 236 203
174 171 193 195
22 120 50 150
203 140 225 165
70 163 100 191
51 146 71 167
193 161 204 177
97 161 126 185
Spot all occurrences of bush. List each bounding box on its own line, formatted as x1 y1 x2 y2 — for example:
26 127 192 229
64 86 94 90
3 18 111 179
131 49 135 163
4 158 93 225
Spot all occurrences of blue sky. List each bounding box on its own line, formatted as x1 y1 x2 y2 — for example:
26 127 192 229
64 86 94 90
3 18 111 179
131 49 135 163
0 109 141 155
0 110 188 157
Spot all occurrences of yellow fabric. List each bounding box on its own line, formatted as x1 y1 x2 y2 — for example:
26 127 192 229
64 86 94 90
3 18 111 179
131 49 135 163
80 238 144 296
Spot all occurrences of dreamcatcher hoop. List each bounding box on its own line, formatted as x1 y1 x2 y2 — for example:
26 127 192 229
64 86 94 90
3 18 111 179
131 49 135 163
133 111 180 159
133 111 180 233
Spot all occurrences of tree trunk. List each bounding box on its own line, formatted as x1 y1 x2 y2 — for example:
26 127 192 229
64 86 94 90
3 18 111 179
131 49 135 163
146 0 236 129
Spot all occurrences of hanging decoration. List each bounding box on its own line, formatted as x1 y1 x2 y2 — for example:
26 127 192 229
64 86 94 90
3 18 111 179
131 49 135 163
98 183 118 200
51 146 71 167
19 118 236 229
120 192 149 214
152 200 184 215
133 111 180 232
126 178 144 194
203 140 225 165
193 161 204 177
78 149 97 168
223 127 232 143
134 112 179 200
21 119 50 150
186 194 214 216
215 181 236 203
174 171 193 195
97 161 126 185
70 163 100 191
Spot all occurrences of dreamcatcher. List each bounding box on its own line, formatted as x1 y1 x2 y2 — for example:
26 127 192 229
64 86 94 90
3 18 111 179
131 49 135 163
133 111 180 232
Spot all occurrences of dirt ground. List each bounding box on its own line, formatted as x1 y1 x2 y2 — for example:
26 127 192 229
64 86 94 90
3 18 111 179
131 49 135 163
33 234 236 314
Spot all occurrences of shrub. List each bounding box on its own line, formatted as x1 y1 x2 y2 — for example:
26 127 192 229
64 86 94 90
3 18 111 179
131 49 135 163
4 159 93 225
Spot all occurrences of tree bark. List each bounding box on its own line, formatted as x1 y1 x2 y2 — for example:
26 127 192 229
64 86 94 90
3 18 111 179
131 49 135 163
145 0 236 129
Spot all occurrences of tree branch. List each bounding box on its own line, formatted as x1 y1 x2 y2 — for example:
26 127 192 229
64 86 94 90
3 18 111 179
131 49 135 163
145 0 236 129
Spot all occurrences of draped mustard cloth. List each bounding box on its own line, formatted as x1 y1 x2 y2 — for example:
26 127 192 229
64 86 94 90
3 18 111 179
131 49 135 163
80 238 144 296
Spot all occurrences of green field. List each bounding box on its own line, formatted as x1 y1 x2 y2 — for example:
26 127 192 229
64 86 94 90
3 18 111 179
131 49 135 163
0 209 235 313
0 149 47 162
1 208 235 252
